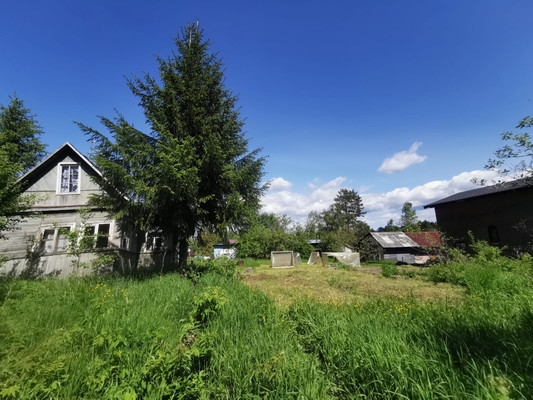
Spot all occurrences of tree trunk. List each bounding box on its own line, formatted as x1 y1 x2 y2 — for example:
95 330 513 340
177 237 189 272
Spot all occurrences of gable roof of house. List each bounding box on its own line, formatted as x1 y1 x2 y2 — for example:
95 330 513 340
18 142 101 189
424 178 533 208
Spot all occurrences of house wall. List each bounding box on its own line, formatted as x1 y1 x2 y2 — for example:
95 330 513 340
0 210 120 277
434 188 533 249
1 252 108 278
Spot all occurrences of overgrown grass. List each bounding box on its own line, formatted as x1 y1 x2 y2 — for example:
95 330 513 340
1 252 532 399
242 262 464 306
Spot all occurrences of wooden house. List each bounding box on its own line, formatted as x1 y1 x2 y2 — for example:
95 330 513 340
0 143 134 277
424 178 533 251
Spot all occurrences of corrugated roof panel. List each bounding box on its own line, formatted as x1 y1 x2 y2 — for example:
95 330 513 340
370 232 419 248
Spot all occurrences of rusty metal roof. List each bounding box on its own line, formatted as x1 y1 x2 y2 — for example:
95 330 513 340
405 231 441 247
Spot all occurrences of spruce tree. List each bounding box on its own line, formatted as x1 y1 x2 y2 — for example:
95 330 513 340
79 23 266 270
0 95 46 174
0 95 46 239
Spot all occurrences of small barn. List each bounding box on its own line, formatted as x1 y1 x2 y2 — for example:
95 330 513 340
360 232 436 264
424 178 533 251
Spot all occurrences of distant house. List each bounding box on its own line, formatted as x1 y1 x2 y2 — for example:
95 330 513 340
0 142 165 277
424 179 533 251
360 231 440 264
213 240 237 259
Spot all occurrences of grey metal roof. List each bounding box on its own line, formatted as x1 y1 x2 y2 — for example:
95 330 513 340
369 232 419 248
424 178 533 208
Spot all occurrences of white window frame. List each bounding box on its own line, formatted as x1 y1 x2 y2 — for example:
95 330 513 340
91 223 111 249
40 225 75 254
57 163 80 194
77 222 111 250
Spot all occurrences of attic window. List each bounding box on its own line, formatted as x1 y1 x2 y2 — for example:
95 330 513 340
59 164 79 193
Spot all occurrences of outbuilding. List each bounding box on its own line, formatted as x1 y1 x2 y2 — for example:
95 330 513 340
424 178 533 251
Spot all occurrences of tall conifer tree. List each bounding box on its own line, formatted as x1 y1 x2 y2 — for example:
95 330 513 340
78 23 266 269
0 95 46 174
0 95 46 238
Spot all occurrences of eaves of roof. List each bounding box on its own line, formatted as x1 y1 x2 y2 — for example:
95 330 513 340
424 178 533 208
17 142 101 189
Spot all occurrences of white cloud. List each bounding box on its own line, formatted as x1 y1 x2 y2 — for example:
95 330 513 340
268 177 293 191
260 170 506 230
378 142 427 174
261 177 346 222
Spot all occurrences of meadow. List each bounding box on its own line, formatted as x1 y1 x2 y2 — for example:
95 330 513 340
1 247 532 399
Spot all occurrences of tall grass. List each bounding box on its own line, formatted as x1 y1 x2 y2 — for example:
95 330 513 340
1 251 532 399
287 292 533 399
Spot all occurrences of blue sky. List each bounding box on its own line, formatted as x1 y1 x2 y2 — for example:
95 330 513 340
2 0 533 229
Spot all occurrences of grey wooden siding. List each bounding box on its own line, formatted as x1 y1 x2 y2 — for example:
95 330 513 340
0 211 119 260
25 155 103 208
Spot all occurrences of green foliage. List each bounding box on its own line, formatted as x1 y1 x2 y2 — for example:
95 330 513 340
287 289 533 399
191 286 227 326
484 114 533 181
322 188 366 231
429 239 533 298
0 95 46 175
193 228 221 257
77 23 266 270
183 257 239 282
305 188 370 251
0 95 46 241
400 201 418 231
238 213 314 259
381 262 399 278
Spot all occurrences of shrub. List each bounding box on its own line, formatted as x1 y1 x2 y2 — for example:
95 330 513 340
381 262 399 278
428 262 466 285
191 286 227 326
184 257 238 281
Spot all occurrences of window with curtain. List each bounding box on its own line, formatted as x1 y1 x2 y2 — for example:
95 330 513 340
59 164 79 193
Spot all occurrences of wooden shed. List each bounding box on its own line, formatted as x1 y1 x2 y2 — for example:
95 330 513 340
360 232 437 264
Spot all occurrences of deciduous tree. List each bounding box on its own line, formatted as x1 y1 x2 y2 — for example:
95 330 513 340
485 115 533 183
400 201 418 231
78 24 266 270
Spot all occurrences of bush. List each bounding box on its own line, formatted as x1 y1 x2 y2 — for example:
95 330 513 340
428 262 466 285
381 262 399 278
184 257 238 281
